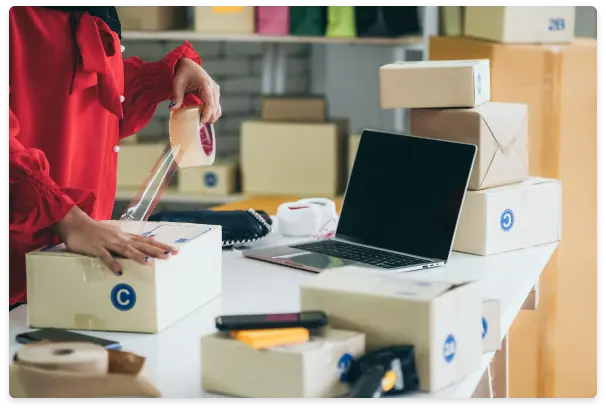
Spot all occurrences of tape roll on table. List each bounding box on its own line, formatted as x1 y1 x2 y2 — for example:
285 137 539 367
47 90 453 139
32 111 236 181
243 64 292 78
169 105 216 168
16 342 109 375
277 198 338 237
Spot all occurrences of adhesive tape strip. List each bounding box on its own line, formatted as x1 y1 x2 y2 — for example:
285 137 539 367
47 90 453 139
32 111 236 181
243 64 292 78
169 105 216 168
277 198 338 237
16 342 109 375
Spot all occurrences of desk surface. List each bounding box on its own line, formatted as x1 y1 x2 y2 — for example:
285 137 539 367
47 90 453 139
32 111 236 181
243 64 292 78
8 227 557 398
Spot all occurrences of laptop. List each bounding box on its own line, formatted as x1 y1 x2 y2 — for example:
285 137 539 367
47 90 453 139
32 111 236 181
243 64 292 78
243 129 477 273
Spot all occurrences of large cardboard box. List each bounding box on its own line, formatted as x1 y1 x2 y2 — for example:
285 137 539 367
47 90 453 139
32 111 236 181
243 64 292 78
202 328 365 398
440 6 464 36
454 178 561 256
261 96 327 123
300 268 483 392
117 7 187 31
117 143 166 189
240 120 348 197
348 134 360 175
380 60 491 109
26 222 222 333
194 7 255 34
465 7 575 44
410 102 528 190
178 159 238 196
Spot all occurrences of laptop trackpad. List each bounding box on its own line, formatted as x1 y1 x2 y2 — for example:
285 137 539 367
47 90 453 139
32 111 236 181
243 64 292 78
287 253 359 270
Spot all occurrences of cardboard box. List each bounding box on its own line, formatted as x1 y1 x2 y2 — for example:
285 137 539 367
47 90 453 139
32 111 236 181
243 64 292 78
429 37 596 178
482 300 501 353
300 268 483 392
178 159 238 196
26 221 222 333
194 7 255 34
117 143 166 189
117 7 187 31
348 134 360 174
380 60 491 109
201 328 365 398
454 178 561 255
440 6 464 36
240 120 348 197
261 96 327 123
122 134 137 144
465 7 575 44
410 102 529 190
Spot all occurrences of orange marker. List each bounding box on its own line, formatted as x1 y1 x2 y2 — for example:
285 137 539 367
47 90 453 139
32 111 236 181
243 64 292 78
231 327 310 350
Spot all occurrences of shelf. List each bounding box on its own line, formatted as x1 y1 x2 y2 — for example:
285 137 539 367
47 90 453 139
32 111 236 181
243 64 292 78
122 31 424 48
115 188 245 205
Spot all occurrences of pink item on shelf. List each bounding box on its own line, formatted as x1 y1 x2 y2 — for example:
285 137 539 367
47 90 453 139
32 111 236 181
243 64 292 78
256 7 290 35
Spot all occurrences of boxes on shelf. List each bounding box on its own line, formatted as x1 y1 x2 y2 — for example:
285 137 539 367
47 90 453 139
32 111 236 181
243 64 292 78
440 6 464 36
26 221 222 333
122 134 138 144
117 143 166 189
429 37 597 177
261 95 327 123
410 102 528 190
201 328 365 398
300 268 483 392
194 7 255 34
379 60 491 109
464 6 576 44
348 134 360 175
240 120 348 197
482 300 501 353
454 178 561 256
178 159 238 196
116 7 187 31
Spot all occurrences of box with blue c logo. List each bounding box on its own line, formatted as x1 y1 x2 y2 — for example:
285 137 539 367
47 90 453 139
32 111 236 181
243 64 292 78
178 160 237 196
25 221 223 334
300 268 483 392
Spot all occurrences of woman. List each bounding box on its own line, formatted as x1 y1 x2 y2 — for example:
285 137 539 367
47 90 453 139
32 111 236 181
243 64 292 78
9 6 222 308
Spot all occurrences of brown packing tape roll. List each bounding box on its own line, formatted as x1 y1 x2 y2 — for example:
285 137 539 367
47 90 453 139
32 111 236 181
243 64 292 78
16 342 109 374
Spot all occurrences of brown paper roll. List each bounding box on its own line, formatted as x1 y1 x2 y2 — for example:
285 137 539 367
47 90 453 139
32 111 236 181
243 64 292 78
16 342 108 375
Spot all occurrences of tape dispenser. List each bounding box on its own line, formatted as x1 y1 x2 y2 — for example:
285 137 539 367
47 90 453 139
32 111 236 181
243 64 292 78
277 198 338 238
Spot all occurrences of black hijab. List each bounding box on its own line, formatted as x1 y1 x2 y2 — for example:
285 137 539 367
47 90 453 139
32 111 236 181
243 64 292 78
45 6 122 38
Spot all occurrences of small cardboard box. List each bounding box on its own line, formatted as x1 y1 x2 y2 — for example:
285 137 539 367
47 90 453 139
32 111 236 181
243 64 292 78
201 328 365 398
465 7 575 44
482 300 501 353
117 143 166 189
380 59 490 109
411 102 529 190
454 178 562 255
26 221 222 333
300 268 483 392
348 134 360 175
240 120 348 197
178 159 238 196
117 7 187 31
261 96 327 123
194 7 255 34
440 6 464 36
121 134 137 144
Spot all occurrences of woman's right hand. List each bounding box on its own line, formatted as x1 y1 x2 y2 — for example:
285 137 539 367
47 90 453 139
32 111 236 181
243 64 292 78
53 206 179 276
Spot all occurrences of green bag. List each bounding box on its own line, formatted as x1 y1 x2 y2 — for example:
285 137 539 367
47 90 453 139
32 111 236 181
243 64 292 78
326 6 356 38
289 7 327 36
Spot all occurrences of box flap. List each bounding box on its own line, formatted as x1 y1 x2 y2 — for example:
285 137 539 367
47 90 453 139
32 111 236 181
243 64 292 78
481 177 559 194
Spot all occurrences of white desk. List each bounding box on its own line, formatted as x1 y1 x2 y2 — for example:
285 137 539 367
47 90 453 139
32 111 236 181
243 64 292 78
8 232 557 398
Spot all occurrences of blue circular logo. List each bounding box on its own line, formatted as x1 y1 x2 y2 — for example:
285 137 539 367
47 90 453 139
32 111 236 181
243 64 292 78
500 209 514 232
110 284 136 311
204 172 218 187
443 334 456 363
477 73 482 94
482 317 488 339
337 353 353 382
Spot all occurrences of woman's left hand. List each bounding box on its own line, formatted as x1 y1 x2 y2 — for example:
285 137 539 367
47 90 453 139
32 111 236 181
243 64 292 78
170 57 222 124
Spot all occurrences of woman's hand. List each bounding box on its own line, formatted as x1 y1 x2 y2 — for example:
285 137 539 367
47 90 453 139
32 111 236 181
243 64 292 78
170 57 222 125
53 207 178 276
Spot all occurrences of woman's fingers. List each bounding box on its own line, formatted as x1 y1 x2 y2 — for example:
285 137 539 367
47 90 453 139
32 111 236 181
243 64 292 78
108 241 149 266
97 248 123 276
135 235 179 255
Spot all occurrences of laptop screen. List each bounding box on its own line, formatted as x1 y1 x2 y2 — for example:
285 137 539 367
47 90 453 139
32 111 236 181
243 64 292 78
337 130 477 262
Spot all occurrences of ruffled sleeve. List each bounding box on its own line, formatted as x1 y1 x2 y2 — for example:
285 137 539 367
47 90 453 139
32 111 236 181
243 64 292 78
119 41 202 138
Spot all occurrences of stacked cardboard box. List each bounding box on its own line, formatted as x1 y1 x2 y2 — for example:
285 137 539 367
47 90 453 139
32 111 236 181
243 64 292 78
240 96 348 197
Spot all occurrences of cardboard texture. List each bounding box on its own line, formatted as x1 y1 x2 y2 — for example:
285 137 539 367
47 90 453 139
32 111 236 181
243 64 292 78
26 221 222 334
178 159 238 196
240 120 348 197
201 328 365 398
300 268 483 392
454 178 561 256
194 7 255 34
440 6 464 36
117 143 166 189
380 59 491 109
410 102 529 190
348 134 360 175
261 96 327 123
117 7 187 31
465 7 575 44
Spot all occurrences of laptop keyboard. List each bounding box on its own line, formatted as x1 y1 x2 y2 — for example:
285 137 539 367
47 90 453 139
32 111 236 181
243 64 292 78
292 240 428 269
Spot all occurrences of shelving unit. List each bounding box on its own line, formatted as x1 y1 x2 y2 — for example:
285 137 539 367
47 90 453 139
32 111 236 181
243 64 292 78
114 188 244 205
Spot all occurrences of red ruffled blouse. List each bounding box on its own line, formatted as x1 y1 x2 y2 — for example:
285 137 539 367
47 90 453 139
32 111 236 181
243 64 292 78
9 7 201 305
